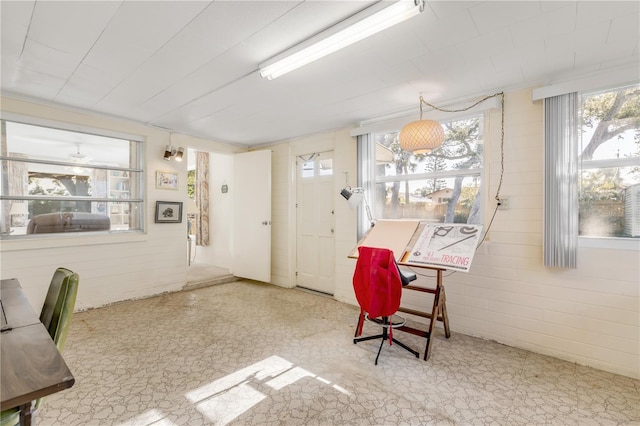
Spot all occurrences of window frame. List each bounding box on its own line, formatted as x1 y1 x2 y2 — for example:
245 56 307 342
577 84 640 245
0 113 146 240
533 65 640 251
359 111 486 234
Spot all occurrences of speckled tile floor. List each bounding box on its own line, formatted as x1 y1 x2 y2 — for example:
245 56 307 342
38 281 639 425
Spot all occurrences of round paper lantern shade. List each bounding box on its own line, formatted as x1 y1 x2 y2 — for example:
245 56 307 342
399 119 445 154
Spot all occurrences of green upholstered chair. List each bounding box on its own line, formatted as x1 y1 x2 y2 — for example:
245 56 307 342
0 410 19 426
39 267 79 355
0 268 79 425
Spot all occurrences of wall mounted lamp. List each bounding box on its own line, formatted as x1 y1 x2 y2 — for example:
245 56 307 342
399 96 445 154
340 186 375 228
259 0 425 80
163 145 184 161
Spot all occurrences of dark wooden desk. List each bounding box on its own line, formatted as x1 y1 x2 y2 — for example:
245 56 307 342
1 279 75 426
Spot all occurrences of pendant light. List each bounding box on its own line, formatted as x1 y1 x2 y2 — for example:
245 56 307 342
399 96 445 154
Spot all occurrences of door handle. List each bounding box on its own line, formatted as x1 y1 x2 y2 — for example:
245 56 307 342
262 221 272 225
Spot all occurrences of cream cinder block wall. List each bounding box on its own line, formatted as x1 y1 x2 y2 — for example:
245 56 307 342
263 89 639 379
0 96 245 311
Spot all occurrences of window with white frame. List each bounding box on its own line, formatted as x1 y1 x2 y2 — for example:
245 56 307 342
578 84 640 238
1 119 144 237
365 114 484 224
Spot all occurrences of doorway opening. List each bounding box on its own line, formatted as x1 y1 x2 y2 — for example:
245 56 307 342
186 148 234 288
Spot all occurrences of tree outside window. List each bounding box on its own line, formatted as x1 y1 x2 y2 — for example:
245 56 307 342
373 115 483 224
579 85 640 238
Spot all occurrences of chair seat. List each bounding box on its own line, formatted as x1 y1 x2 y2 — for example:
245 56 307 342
399 269 417 286
365 314 407 328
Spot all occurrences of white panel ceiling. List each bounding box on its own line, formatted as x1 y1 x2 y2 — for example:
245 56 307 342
1 0 638 147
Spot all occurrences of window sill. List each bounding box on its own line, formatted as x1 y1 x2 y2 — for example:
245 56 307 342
0 231 147 252
578 236 640 251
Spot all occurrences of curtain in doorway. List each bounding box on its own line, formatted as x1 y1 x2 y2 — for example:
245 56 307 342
195 151 210 246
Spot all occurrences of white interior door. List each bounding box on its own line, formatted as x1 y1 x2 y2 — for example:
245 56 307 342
232 150 271 282
296 151 335 294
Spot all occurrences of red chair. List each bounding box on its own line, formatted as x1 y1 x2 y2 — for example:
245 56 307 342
353 246 419 365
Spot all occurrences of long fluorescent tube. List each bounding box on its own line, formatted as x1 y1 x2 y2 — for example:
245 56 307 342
260 0 424 80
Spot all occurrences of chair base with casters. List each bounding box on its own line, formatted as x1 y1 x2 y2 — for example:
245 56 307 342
352 246 421 365
354 313 419 365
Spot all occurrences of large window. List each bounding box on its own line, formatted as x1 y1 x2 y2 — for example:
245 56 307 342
1 119 144 237
578 85 640 238
367 115 484 225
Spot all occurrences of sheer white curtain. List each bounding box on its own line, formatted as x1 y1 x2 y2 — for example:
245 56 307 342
195 151 210 246
544 93 578 268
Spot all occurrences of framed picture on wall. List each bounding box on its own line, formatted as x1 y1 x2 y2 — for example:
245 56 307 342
155 201 183 223
156 171 178 190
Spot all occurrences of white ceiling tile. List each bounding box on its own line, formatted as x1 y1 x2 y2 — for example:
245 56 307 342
0 1 35 62
414 10 479 51
521 54 575 84
427 1 477 19
576 1 640 30
575 43 637 70
108 1 209 51
369 27 430 66
374 61 424 87
412 47 467 76
491 40 546 72
1 19 27 68
456 27 514 63
607 14 640 50
1 1 34 26
55 63 122 107
509 3 577 48
81 1 208 80
540 1 574 13
21 38 83 79
545 20 610 63
468 1 541 35
3 66 66 99
133 54 258 120
28 1 120 55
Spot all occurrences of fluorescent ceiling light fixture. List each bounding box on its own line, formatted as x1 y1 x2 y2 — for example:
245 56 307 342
260 0 425 80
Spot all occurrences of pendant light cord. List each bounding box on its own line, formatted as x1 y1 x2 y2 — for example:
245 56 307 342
402 92 507 279
418 92 505 201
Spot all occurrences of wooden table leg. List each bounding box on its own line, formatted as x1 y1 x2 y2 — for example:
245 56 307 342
19 402 33 426
439 286 451 338
423 272 443 361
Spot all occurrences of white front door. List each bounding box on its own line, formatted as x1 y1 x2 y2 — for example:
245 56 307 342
231 150 271 282
296 151 335 294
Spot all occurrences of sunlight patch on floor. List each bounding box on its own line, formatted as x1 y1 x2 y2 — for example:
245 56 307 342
184 355 350 425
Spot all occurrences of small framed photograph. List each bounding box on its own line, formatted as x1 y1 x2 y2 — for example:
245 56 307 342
156 171 178 190
155 201 183 223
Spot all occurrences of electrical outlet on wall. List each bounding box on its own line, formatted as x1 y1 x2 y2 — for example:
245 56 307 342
497 197 508 209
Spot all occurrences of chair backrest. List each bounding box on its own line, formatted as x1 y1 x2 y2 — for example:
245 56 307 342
34 267 79 412
352 246 402 318
40 267 79 352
